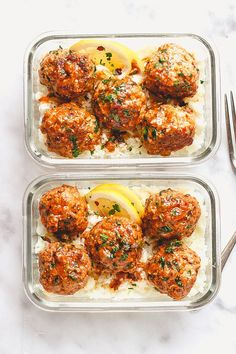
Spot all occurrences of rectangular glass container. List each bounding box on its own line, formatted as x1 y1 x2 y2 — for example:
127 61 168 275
23 172 220 312
24 33 220 168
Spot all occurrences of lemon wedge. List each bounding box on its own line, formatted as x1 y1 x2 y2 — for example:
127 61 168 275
70 39 143 77
86 183 144 224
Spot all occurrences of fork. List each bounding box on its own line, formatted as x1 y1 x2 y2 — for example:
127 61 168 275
225 91 236 169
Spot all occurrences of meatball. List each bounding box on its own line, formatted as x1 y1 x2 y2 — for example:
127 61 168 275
40 102 101 158
140 104 195 156
39 184 88 237
39 242 91 295
39 48 95 99
85 216 143 272
142 189 201 240
145 239 201 300
93 77 146 131
144 43 199 99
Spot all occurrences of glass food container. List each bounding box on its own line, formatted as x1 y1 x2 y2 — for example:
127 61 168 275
24 33 220 168
23 172 220 312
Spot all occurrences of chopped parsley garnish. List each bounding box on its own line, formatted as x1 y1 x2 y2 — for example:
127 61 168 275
53 275 60 285
115 230 121 238
160 225 173 233
125 262 132 269
69 274 78 281
200 80 204 84
165 245 174 254
106 52 112 61
165 240 182 253
94 118 99 133
110 113 120 122
159 58 166 64
162 277 169 281
186 224 192 229
102 78 112 84
108 203 121 215
173 80 180 86
158 257 165 269
143 126 148 140
123 109 130 116
110 246 119 259
69 135 80 157
121 241 131 251
175 276 183 287
103 94 115 103
171 208 180 216
177 72 185 77
99 58 106 66
172 240 182 247
120 253 128 261
100 233 109 243
172 260 180 271
152 128 157 139
50 262 56 269
90 150 95 156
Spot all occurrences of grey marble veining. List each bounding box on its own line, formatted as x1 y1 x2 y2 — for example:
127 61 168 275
1 0 236 353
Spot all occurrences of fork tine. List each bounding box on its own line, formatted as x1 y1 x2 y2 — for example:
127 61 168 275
230 91 236 140
225 94 234 159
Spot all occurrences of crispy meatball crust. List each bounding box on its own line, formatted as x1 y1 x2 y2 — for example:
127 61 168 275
39 242 91 295
39 184 88 236
39 48 95 99
142 189 201 240
85 216 143 272
144 43 199 99
40 102 101 158
145 239 201 300
140 104 195 156
93 77 146 131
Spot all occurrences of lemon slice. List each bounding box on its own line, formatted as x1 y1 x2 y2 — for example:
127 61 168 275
70 39 143 77
86 184 143 224
91 183 144 218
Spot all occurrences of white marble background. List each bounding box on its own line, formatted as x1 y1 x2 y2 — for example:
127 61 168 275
1 0 236 353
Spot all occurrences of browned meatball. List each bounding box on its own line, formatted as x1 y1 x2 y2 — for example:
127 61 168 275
142 189 201 240
39 48 95 99
144 43 199 99
145 239 201 300
140 104 195 156
40 102 101 158
39 242 91 295
85 216 143 272
39 185 88 237
93 77 146 131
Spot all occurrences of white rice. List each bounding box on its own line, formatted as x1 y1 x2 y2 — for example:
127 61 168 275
34 184 209 301
35 48 206 159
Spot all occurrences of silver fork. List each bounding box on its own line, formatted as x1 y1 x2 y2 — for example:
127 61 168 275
225 91 236 169
223 92 236 270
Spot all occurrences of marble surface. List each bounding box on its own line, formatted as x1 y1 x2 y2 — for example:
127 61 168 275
1 0 236 353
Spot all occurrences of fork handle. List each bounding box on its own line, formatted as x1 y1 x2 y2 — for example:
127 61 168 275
221 230 236 271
